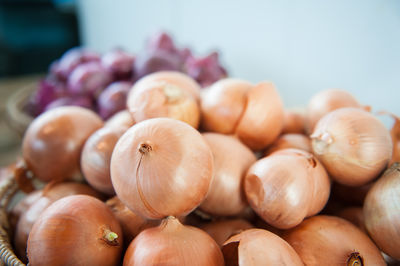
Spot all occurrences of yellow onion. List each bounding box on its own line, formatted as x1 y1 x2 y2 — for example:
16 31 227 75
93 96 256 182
123 216 224 266
311 107 392 186
244 149 330 229
22 106 103 182
105 110 135 130
305 89 362 134
282 107 306 134
364 163 400 260
106 196 159 245
111 118 213 219
201 219 254 246
201 78 284 150
282 215 385 265
222 228 304 265
81 126 126 195
265 133 311 156
27 195 123 266
127 71 201 128
200 133 256 216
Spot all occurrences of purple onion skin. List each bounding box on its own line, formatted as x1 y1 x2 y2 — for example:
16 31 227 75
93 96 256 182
146 31 177 53
101 49 135 80
97 81 131 120
67 62 113 96
44 95 95 112
133 50 182 80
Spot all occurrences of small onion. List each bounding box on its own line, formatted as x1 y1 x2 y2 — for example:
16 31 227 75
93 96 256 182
101 48 134 79
27 195 123 266
201 219 254 247
97 81 132 120
305 89 362 134
199 133 257 216
282 108 306 134
81 126 126 195
264 133 311 156
311 107 392 186
222 228 304 266
106 196 159 245
123 216 224 266
282 215 385 265
22 106 103 182
111 118 213 219
244 149 330 229
201 78 284 150
104 110 135 129
364 163 400 260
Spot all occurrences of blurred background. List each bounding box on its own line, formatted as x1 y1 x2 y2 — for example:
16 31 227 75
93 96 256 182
1 0 400 165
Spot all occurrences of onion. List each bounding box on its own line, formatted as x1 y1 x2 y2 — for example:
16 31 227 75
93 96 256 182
244 148 330 229
199 133 256 216
105 110 135 129
134 50 182 80
27 195 123 266
127 72 200 128
15 182 102 262
311 107 392 186
101 48 134 79
106 196 159 246
201 219 253 246
265 133 311 156
364 163 400 260
282 215 385 265
111 118 213 219
336 207 366 233
123 216 224 266
305 89 362 134
44 95 94 112
282 108 306 134
222 228 303 266
22 106 103 182
81 126 126 195
97 81 132 120
146 31 178 54
201 78 284 150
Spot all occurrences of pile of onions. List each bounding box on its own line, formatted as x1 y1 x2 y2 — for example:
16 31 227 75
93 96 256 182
282 215 385 265
123 216 224 266
22 106 103 182
201 219 254 246
110 117 213 219
364 163 400 260
222 228 303 265
27 195 123 266
201 78 284 150
244 149 330 229
311 107 392 186
199 133 256 216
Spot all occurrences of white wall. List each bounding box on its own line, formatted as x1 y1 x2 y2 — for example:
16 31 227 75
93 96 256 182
77 0 400 114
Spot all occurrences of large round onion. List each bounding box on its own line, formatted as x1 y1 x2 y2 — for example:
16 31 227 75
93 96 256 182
27 195 123 266
282 215 385 265
22 106 103 182
123 216 224 266
111 118 213 219
311 107 392 186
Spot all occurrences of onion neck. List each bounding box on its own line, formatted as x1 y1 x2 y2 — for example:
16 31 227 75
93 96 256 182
160 216 182 231
138 142 153 155
347 252 363 266
311 132 333 155
102 229 119 246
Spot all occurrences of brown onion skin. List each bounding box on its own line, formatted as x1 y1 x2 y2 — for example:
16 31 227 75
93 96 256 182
311 107 392 186
282 215 385 266
305 89 362 134
111 118 213 219
22 106 103 182
336 207 367 233
123 216 224 266
222 228 304 266
200 133 257 216
282 108 306 134
201 219 254 247
27 195 123 266
81 126 126 195
14 182 103 262
265 133 311 156
104 110 135 130
106 196 159 246
245 149 330 229
364 163 400 259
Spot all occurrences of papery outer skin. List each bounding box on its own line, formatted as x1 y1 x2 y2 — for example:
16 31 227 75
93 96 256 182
123 217 224 266
200 133 257 216
222 229 304 266
22 106 103 182
105 110 135 129
282 215 385 266
311 107 392 186
265 134 311 156
282 108 306 134
110 118 213 219
364 163 400 259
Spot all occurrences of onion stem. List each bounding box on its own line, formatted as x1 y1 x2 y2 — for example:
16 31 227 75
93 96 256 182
347 252 363 266
103 229 119 245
